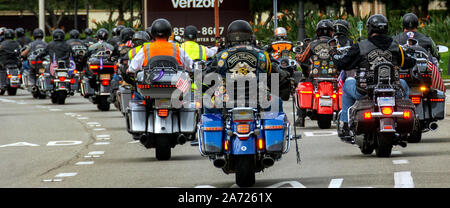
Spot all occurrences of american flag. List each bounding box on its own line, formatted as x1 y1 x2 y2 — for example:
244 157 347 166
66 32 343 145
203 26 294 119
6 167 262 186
337 70 346 89
428 55 445 92
49 53 57 76
176 74 190 93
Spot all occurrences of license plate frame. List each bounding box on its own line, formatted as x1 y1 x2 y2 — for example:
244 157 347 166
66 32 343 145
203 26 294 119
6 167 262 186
100 74 111 80
155 98 171 109
319 98 333 107
57 72 68 77
377 97 395 107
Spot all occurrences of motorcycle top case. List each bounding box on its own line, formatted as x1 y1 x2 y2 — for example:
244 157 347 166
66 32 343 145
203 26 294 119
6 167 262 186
262 112 288 153
350 99 376 135
199 113 224 154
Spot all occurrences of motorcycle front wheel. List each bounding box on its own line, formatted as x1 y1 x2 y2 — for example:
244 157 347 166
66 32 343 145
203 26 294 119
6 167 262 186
235 155 256 187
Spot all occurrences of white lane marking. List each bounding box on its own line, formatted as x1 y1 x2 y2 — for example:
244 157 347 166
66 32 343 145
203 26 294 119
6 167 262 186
391 151 402 155
128 141 140 144
94 142 110 145
392 160 409 165
93 128 106 131
328 178 344 188
77 117 89 120
65 113 76 116
46 141 82 146
0 98 16 103
0 142 40 147
49 109 62 112
75 161 94 165
87 122 102 127
96 135 110 140
88 151 104 155
394 171 414 188
347 186 373 188
266 181 307 188
195 185 216 188
42 179 63 182
84 155 101 158
55 172 77 177
303 131 338 137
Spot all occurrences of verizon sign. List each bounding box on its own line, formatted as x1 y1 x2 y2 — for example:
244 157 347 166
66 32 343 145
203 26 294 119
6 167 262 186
144 0 250 46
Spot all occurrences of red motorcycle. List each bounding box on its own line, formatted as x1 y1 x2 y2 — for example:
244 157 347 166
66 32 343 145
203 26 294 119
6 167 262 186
294 60 342 129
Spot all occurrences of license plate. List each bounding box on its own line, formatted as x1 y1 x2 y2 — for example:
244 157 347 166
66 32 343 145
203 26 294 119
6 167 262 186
39 68 45 73
57 72 67 77
319 98 333 107
377 97 395 106
155 98 171 108
100 74 111 80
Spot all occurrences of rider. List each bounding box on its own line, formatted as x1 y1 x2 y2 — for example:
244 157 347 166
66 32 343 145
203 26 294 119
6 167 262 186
117 27 135 58
393 13 440 61
332 14 416 140
181 25 218 61
82 28 96 47
107 25 124 50
38 29 73 66
333 20 354 48
128 31 151 61
266 27 293 61
21 28 48 85
87 28 114 57
0 29 21 92
15 28 32 48
66 29 85 46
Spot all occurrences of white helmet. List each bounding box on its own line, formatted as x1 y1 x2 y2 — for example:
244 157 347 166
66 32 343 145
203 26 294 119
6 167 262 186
274 27 287 40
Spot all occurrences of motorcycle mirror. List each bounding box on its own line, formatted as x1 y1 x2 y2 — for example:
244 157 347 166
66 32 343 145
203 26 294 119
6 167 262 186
437 45 448 53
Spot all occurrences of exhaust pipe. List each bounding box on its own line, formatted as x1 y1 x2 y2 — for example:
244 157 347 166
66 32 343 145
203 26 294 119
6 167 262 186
261 156 275 168
429 122 438 131
177 134 187 145
213 156 227 169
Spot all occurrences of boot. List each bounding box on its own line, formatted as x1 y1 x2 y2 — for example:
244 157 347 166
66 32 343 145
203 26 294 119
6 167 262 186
338 122 354 143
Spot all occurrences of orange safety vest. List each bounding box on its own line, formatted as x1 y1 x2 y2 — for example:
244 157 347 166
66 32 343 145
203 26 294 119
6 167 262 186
142 40 182 67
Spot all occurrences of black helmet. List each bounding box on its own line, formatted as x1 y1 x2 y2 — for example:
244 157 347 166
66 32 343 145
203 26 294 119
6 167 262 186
402 13 419 29
184 25 198 40
4 29 15 39
120 27 135 42
69 29 80 39
52 29 65 41
316 19 334 37
112 27 119 36
226 20 253 44
15 28 25 38
132 31 150 46
96 28 109 41
145 26 153 40
333 19 349 35
151 18 172 38
366 14 388 36
84 28 93 36
33 28 44 39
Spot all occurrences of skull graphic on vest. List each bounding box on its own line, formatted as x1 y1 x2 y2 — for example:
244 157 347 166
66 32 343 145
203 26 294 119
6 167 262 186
367 49 392 70
226 52 258 79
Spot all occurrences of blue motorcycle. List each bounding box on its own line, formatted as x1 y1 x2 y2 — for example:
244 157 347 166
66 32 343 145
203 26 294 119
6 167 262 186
197 106 292 187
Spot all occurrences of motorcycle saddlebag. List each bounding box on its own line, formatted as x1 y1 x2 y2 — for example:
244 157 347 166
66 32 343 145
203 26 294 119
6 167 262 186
199 114 223 154
262 112 288 153
81 77 94 96
127 100 154 133
350 99 376 135
180 108 197 133
41 74 54 91
119 86 132 114
395 99 416 133
430 90 445 120
295 82 314 109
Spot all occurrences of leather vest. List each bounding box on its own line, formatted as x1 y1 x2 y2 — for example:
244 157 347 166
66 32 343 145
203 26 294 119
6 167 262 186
309 36 336 77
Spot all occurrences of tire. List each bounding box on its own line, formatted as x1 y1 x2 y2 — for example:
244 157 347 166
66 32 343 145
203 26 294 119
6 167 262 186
7 87 17 96
57 91 67 105
407 119 422 143
0 89 5 95
235 156 256 187
317 114 332 129
360 134 375 155
51 94 58 104
155 135 171 160
97 96 110 111
375 133 393 157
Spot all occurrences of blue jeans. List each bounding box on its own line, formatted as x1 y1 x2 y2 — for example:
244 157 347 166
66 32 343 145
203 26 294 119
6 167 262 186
340 78 409 122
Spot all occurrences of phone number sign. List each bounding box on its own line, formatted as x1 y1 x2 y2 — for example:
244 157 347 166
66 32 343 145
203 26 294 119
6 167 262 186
144 0 250 46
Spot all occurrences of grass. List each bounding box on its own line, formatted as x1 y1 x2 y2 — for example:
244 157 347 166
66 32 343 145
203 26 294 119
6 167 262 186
438 43 450 79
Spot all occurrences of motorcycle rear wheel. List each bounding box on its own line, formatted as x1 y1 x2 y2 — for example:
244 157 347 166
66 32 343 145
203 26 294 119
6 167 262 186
97 96 110 111
407 119 422 143
155 135 171 160
57 91 67 105
360 134 375 155
317 114 332 129
235 156 256 187
7 87 17 96
375 133 393 157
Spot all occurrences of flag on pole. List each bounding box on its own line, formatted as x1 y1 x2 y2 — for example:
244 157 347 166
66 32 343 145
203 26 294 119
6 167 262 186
337 70 346 89
100 56 103 70
176 74 190 93
49 53 57 76
428 55 445 92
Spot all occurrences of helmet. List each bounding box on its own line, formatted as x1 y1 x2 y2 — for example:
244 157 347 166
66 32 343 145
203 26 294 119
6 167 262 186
366 14 388 36
145 26 153 40
132 31 150 46
184 25 198 40
333 19 349 35
120 27 135 42
96 28 109 41
33 28 44 39
15 28 25 38
402 13 419 29
316 19 334 37
274 27 287 40
52 29 65 41
69 29 80 39
112 27 119 36
226 20 253 44
151 18 172 38
84 28 93 36
4 29 15 39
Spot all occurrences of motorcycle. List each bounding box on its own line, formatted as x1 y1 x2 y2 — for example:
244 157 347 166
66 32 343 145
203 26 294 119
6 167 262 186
111 55 130 114
24 48 47 99
0 63 21 96
71 44 88 92
399 41 446 143
125 56 198 160
337 62 416 157
294 40 343 129
40 60 76 104
81 50 116 111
